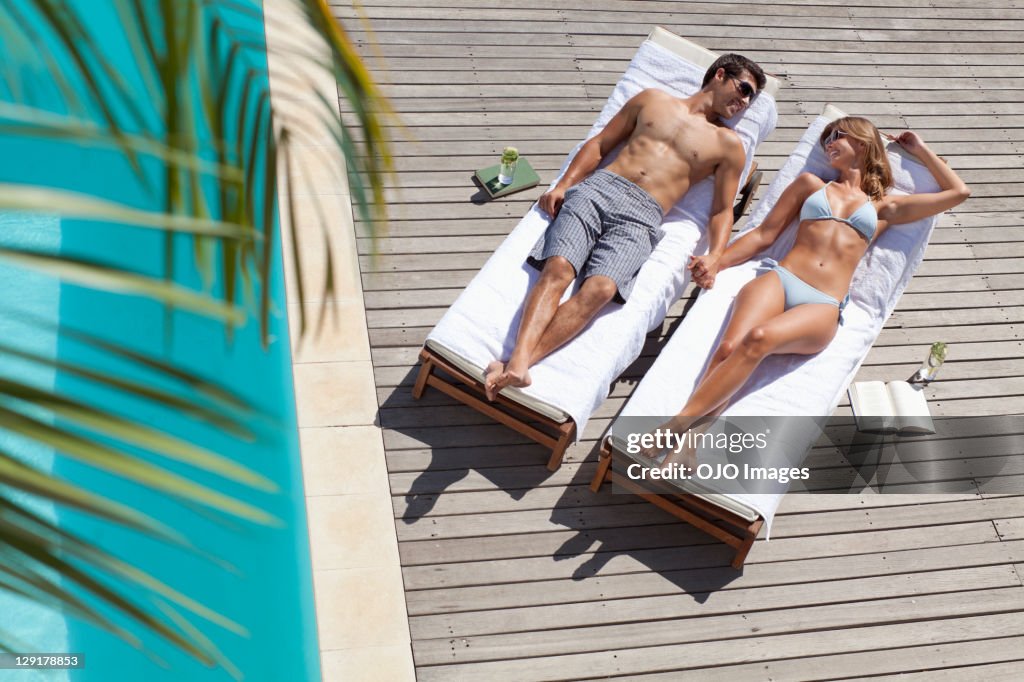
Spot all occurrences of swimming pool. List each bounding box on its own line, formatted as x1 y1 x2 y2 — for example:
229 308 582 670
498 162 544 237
0 1 320 679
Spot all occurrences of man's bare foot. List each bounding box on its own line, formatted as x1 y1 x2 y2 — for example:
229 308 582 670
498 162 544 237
483 360 506 401
487 365 532 401
496 364 532 392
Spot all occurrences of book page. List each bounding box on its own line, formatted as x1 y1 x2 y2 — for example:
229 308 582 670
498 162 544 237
850 381 894 417
888 380 935 435
888 381 930 417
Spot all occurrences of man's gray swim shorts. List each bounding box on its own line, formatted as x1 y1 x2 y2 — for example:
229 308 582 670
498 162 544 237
527 169 664 303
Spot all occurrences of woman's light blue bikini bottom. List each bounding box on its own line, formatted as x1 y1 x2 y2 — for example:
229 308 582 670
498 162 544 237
760 258 849 323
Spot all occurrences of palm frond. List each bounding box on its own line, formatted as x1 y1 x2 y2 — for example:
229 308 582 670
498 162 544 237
0 342 255 438
0 246 247 323
292 0 395 216
0 374 271 489
155 599 243 681
1 517 218 665
0 454 184 542
28 0 150 180
2 500 247 635
0 103 244 180
6 311 256 411
0 406 277 522
0 184 256 238
0 556 141 648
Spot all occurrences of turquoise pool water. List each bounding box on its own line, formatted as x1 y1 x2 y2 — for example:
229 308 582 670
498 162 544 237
0 2 320 680
0 213 67 682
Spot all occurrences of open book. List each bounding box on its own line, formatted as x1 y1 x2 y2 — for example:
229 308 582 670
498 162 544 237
848 380 935 435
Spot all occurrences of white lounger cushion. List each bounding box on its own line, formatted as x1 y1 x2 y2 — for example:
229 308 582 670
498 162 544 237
426 30 778 434
615 105 944 534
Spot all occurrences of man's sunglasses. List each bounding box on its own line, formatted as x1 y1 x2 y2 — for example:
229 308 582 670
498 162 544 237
821 128 849 149
729 76 757 101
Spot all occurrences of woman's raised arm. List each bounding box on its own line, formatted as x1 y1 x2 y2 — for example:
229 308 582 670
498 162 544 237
876 132 971 229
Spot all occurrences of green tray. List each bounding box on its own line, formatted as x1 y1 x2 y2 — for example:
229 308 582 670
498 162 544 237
474 156 541 198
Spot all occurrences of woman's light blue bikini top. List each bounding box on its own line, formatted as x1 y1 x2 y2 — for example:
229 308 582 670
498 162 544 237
799 181 877 240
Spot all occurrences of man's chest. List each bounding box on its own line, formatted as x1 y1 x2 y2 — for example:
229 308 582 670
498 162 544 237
635 110 721 169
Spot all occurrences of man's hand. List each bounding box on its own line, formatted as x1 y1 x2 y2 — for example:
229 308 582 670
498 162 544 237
538 185 567 218
688 254 721 289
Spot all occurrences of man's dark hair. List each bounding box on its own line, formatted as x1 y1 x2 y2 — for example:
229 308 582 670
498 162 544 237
701 54 766 93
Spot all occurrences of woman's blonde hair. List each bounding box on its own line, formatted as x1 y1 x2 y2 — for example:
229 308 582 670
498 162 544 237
820 116 893 201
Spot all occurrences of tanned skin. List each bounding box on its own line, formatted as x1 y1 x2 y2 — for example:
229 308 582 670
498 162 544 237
483 68 759 400
648 129 970 468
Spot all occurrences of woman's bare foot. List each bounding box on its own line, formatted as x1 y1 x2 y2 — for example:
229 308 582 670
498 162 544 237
662 442 697 474
638 417 696 466
638 434 666 460
637 421 674 461
483 360 506 401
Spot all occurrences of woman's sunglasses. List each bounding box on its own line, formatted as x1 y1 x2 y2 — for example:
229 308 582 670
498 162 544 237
821 128 849 149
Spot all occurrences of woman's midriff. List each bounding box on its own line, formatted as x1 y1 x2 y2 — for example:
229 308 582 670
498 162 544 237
776 219 870 300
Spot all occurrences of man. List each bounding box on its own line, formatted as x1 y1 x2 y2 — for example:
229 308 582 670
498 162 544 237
483 54 766 401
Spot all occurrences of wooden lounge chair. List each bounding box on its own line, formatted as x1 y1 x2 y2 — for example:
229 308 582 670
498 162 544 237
590 105 947 566
414 27 781 471
590 436 763 569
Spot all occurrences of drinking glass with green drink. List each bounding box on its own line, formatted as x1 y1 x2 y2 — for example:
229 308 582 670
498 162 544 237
910 342 947 384
498 146 519 185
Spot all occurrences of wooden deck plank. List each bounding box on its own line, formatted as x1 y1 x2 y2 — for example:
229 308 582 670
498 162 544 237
348 31 1024 55
346 2 1020 17
996 517 1024 540
842 661 1024 682
375 77 1024 96
390 494 1024 542
401 527 1007 597
390 477 976 516
414 613 1024 680
356 60 1024 78
412 585 1024 664
355 0 1021 10
624 641 1024 681
357 43 1024 65
402 533 1015 607
408 561 1022 634
394 500 1024 566
345 2 1018 20
340 6 1024 25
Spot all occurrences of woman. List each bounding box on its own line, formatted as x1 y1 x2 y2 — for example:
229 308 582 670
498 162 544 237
659 117 970 442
